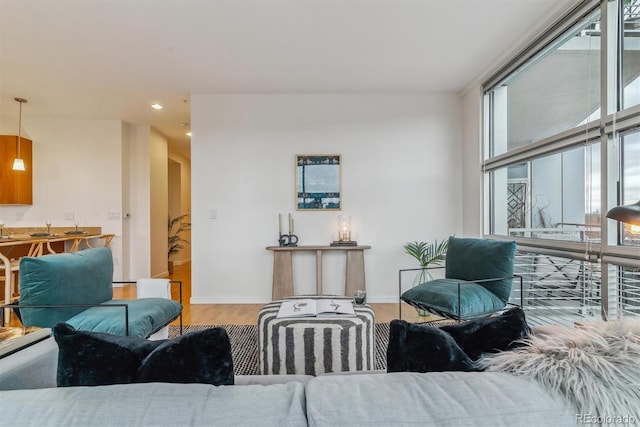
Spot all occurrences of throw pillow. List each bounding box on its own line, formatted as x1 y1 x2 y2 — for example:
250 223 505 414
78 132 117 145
136 327 234 385
53 323 234 387
386 319 475 373
440 307 531 360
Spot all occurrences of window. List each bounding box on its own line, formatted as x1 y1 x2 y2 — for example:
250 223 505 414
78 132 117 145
491 144 601 243
488 9 601 157
620 132 640 246
623 1 640 110
483 0 640 323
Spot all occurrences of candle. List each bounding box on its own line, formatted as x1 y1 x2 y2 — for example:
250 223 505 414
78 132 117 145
288 213 292 234
291 218 295 234
278 213 282 235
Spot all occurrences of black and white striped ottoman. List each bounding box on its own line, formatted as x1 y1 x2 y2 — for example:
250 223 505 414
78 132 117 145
258 298 375 375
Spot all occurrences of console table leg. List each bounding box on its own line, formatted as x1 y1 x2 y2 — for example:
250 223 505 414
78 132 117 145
345 250 366 297
272 251 294 300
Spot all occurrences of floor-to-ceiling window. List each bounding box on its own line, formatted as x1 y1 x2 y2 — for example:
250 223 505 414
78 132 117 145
483 0 640 325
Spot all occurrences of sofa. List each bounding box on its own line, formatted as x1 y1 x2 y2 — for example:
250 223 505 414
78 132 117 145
5 247 181 338
0 333 580 426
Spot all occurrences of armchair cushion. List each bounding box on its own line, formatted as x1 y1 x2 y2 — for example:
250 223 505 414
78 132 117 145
401 278 506 319
19 247 114 327
65 298 182 338
445 237 516 303
54 323 234 387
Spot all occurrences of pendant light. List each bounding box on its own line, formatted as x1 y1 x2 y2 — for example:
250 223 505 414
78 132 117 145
606 201 640 226
12 97 28 171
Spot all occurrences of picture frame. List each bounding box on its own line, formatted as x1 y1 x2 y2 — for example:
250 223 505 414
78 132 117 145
296 154 341 210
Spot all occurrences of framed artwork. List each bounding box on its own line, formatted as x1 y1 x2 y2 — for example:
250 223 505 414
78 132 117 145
296 154 341 210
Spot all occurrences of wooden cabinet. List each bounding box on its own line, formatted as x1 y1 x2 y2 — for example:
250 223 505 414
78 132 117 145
0 135 33 205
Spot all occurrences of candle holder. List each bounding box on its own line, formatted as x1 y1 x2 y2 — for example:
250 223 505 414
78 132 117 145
331 214 357 246
278 233 299 247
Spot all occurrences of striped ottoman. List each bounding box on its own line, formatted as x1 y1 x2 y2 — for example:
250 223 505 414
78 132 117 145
258 298 375 375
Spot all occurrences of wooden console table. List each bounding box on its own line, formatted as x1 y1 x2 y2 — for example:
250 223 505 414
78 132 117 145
265 245 371 300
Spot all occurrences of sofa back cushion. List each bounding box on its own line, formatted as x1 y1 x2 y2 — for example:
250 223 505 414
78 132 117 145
19 247 114 327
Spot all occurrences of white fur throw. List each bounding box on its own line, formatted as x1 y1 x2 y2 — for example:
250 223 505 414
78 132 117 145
477 320 640 421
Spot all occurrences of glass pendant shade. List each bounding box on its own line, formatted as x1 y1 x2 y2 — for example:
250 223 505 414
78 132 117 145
12 157 25 171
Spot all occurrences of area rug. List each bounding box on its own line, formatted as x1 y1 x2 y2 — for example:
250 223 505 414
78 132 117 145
169 320 454 375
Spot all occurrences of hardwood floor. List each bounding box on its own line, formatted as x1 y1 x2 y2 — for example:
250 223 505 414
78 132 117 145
6 261 436 327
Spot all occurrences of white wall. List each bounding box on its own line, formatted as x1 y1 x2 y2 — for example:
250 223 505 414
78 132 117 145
461 86 483 237
150 129 169 277
0 117 126 279
191 93 463 303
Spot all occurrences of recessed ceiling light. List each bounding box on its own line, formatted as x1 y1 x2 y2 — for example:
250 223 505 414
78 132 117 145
150 103 163 110
185 132 192 137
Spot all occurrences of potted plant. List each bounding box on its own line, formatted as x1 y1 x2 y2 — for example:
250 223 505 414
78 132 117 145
168 213 191 274
403 238 450 316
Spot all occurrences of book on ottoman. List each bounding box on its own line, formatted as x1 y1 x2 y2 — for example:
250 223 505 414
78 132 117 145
276 299 355 318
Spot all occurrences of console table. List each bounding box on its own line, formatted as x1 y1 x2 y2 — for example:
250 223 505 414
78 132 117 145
265 245 371 300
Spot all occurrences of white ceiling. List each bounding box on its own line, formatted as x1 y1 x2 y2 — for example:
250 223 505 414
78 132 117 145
0 0 576 158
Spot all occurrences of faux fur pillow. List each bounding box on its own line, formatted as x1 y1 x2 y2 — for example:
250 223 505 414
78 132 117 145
440 307 530 360
386 319 475 373
54 323 234 387
477 319 640 419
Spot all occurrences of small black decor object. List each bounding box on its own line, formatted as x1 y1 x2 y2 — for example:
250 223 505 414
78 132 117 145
278 233 298 247
330 240 357 246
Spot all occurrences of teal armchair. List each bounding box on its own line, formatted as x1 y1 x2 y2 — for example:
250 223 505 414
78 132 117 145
400 237 522 321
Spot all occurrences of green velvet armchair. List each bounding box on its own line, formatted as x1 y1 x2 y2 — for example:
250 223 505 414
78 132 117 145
399 237 522 321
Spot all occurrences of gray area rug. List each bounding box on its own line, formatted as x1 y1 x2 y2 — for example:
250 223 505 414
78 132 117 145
169 319 454 375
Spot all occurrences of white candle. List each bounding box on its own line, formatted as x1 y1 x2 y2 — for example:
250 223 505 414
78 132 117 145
278 213 282 235
288 213 292 234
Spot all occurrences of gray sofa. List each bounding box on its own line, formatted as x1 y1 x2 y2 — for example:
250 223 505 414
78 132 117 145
0 336 578 426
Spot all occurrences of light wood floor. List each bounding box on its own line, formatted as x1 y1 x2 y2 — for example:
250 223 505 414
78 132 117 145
6 261 436 327
122 262 436 325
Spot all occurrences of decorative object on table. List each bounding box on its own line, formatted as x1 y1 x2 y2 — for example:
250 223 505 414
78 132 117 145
277 212 298 247
12 97 27 172
168 213 191 274
45 218 51 235
0 219 3 237
402 238 450 316
331 214 357 246
353 289 366 305
296 154 341 210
